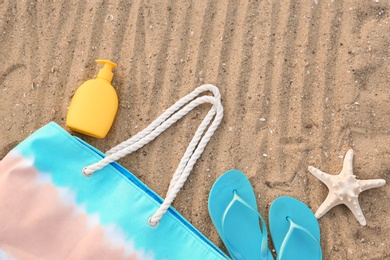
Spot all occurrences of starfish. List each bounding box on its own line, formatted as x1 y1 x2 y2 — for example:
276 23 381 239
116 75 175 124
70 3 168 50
308 149 386 226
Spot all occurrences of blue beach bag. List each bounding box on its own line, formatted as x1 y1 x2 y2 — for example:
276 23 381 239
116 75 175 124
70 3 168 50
0 85 227 259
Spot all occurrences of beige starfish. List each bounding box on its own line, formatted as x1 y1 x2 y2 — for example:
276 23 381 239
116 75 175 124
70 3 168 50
308 149 386 226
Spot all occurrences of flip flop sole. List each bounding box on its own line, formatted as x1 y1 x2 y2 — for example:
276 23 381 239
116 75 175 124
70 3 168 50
269 196 321 260
208 170 273 259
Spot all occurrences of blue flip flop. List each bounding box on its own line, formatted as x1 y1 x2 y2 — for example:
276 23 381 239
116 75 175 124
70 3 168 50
269 196 322 260
208 170 274 260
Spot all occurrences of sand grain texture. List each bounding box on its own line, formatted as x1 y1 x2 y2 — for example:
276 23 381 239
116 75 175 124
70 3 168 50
1 0 389 259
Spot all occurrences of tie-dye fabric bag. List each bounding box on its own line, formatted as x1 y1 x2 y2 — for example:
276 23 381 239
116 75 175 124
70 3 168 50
0 85 227 260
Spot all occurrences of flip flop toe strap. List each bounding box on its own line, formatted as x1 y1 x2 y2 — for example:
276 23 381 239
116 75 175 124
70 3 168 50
221 191 269 260
277 217 322 260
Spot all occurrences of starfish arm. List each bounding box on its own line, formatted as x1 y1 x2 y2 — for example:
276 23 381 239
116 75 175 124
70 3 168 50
341 149 354 176
359 179 386 192
344 197 367 226
308 166 333 187
315 193 341 219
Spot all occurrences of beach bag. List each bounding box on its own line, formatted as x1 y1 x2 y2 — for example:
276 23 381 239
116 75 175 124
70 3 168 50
0 85 227 260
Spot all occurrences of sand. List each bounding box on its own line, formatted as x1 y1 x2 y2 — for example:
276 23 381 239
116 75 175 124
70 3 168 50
1 0 389 259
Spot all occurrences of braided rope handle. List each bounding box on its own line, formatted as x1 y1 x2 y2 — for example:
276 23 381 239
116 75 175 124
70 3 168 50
82 84 224 226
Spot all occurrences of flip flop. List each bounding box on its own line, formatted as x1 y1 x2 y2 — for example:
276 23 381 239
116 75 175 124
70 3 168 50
208 170 274 260
269 196 322 260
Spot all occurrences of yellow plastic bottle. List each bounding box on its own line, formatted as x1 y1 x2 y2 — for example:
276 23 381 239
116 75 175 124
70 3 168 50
66 60 118 138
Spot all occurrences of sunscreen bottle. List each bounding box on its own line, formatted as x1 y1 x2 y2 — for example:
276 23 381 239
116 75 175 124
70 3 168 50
66 60 118 138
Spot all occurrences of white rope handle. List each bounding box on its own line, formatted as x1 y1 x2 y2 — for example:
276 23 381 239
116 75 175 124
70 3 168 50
82 84 224 226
